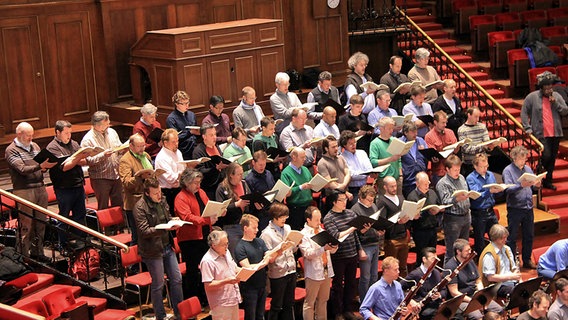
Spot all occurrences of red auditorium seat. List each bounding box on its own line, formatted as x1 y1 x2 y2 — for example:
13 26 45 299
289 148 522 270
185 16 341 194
95 206 131 245
547 8 568 26
532 246 550 266
495 12 522 31
19 300 53 319
488 31 516 69
556 65 568 83
477 0 503 14
549 45 564 63
178 297 202 320
453 0 477 35
520 10 548 29
470 15 497 52
528 67 556 91
508 49 530 88
504 0 528 12
540 26 568 46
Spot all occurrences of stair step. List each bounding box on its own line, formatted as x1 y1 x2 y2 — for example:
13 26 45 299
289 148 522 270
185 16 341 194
542 181 568 196
496 98 514 108
436 38 458 47
416 22 444 31
426 30 450 39
450 55 473 63
397 0 424 8
410 15 437 23
485 89 506 99
406 8 429 16
547 208 568 225
541 194 568 209
468 71 490 81
442 46 467 55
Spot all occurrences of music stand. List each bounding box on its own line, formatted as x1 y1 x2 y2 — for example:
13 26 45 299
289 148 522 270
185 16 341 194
463 284 497 315
433 294 465 320
545 268 568 294
505 276 543 311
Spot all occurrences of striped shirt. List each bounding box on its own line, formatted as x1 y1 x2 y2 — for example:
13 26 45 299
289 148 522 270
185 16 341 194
457 123 490 165
323 209 361 260
81 128 123 180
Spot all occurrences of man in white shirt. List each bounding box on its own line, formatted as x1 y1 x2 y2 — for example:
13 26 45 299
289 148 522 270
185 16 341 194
154 128 185 216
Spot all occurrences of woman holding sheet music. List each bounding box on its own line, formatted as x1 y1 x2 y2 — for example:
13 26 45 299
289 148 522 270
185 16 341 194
216 162 252 258
174 168 216 304
260 203 298 320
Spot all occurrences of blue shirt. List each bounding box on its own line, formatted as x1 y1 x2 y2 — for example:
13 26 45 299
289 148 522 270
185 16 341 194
466 170 498 210
360 277 404 320
538 239 568 274
342 149 374 187
313 121 340 139
502 163 535 210
402 101 433 138
368 107 398 135
401 136 428 190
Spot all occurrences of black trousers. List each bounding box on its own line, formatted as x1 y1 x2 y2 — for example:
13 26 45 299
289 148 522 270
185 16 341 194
540 136 561 185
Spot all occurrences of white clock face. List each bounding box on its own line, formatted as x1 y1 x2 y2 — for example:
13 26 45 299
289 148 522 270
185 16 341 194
327 0 340 9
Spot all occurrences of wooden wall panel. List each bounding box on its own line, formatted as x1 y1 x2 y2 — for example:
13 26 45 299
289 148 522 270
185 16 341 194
323 16 344 66
44 11 95 123
258 47 284 98
234 54 256 104
209 58 233 103
154 64 175 109
210 0 240 23
176 3 203 26
242 0 282 19
0 16 48 131
109 10 137 99
142 6 169 31
182 60 207 109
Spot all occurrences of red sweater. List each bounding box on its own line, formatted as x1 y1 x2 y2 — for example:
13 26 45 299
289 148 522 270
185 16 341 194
133 120 162 158
174 188 212 242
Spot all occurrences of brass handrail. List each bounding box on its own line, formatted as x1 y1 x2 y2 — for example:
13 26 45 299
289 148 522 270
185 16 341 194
0 188 129 253
396 8 544 157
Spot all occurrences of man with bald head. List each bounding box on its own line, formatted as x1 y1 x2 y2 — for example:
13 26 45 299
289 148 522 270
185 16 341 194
280 147 314 230
407 171 442 262
6 122 56 262
280 108 315 167
313 106 340 139
376 176 411 276
119 134 153 245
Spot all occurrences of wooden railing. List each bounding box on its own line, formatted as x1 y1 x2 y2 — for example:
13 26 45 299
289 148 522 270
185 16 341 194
396 8 544 169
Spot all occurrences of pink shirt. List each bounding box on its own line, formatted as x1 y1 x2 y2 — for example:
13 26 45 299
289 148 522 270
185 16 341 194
542 97 554 138
425 127 457 177
200 248 242 309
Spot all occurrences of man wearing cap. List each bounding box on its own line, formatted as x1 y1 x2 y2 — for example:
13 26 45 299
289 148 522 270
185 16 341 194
521 71 568 190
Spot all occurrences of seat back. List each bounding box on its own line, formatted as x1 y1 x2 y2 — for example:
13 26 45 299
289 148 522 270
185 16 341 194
19 300 50 318
529 67 556 91
520 10 548 29
496 12 522 30
556 65 568 82
42 287 76 316
178 296 202 319
503 0 528 12
46 185 57 204
470 15 496 28
532 246 550 264
488 31 514 46
95 206 125 229
121 245 142 268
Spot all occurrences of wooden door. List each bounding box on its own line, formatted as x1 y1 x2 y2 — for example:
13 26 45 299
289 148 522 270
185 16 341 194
43 12 96 125
257 47 285 99
0 16 48 133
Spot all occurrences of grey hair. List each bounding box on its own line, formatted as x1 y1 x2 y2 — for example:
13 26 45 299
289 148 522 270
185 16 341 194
348 52 369 69
489 224 509 241
91 111 110 125
510 145 529 161
15 122 33 134
318 71 332 81
179 168 203 189
207 230 228 247
140 103 158 115
415 48 430 60
275 72 290 85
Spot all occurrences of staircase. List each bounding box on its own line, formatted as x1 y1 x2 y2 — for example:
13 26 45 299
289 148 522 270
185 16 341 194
400 2 568 228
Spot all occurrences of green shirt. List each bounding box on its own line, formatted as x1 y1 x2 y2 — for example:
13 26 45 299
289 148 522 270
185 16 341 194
252 133 278 152
369 136 401 179
280 165 312 206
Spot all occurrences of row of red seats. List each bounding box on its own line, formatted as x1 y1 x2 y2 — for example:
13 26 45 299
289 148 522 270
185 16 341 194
488 26 568 69
455 1 568 35
1 272 134 320
528 65 568 91
508 49 566 88
470 11 568 52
